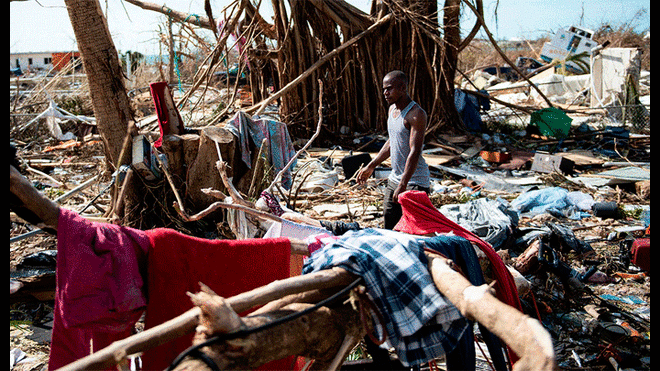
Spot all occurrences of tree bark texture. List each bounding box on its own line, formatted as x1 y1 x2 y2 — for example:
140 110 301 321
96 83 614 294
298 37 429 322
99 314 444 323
122 0 473 138
63 0 134 167
174 302 365 371
264 0 465 139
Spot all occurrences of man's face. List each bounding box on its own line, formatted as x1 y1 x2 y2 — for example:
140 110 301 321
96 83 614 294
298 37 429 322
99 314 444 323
382 77 404 105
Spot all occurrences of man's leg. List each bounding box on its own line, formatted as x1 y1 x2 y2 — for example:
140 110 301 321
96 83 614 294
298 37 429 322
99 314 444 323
383 180 429 230
383 179 401 230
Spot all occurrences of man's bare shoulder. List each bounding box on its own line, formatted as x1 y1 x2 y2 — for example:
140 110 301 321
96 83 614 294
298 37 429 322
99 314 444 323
405 104 427 129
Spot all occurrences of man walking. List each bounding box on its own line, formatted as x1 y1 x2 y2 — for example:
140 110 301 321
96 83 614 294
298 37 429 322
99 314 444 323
357 70 430 229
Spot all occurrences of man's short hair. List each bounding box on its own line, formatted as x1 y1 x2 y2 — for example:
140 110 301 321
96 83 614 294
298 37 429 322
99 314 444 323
384 70 408 88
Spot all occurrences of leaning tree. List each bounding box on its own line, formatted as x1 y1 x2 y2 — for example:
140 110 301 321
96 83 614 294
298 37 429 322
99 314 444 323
63 0 135 167
63 0 485 227
123 0 482 139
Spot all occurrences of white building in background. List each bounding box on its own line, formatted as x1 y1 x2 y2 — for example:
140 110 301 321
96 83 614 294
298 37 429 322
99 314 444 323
10 51 53 71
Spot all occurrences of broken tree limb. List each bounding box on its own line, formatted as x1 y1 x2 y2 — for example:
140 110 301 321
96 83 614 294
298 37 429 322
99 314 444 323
112 167 134 220
265 79 325 196
57 267 357 371
155 149 188 217
458 78 536 114
172 301 365 371
174 199 276 223
123 0 214 29
54 174 99 203
425 252 556 371
215 160 253 208
188 283 245 337
458 0 483 52
10 165 60 232
25 165 66 188
247 13 393 116
177 4 247 112
461 0 554 108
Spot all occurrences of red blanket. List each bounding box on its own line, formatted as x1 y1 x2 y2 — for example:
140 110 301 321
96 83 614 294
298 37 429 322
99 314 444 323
394 190 522 362
141 228 294 370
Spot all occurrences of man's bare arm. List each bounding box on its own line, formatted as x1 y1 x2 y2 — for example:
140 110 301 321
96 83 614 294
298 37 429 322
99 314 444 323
356 139 390 184
393 107 426 200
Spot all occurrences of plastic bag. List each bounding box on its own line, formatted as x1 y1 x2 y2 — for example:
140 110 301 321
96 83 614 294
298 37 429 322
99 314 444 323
511 187 590 220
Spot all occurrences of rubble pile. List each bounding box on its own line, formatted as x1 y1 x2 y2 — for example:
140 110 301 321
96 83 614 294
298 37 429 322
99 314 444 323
10 2 650 369
10 61 651 369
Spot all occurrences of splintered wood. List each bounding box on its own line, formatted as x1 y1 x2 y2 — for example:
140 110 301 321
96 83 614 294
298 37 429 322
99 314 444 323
58 256 556 371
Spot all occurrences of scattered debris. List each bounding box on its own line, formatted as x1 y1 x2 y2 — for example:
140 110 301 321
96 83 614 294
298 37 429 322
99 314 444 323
10 1 650 370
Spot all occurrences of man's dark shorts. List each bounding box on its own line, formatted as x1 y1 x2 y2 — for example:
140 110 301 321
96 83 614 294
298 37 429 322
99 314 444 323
383 178 429 230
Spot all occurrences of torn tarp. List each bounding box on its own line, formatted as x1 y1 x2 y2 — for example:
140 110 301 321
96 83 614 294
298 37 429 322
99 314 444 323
439 197 519 250
510 187 594 220
17 100 94 140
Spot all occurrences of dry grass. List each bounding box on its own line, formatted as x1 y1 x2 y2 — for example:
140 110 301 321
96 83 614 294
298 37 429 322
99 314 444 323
458 37 549 73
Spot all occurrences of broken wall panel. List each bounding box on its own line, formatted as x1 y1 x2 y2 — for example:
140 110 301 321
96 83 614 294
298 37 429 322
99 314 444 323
590 47 642 108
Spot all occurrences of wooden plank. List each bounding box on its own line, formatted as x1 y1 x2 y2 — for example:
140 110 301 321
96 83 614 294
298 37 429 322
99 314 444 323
556 150 605 167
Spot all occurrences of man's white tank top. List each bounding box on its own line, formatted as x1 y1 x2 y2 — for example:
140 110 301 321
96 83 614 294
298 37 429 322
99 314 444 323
387 100 430 188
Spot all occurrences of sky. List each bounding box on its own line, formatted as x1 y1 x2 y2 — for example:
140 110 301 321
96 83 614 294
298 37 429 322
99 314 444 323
10 0 650 56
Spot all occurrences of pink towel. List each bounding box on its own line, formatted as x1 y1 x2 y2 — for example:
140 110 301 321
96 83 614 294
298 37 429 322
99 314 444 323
49 208 150 370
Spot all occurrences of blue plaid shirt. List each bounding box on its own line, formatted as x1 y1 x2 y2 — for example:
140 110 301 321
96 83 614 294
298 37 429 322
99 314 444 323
302 228 469 366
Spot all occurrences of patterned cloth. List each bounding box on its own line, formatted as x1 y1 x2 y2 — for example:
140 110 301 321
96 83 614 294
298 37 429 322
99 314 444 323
394 190 522 364
260 191 285 216
302 228 468 367
224 111 297 189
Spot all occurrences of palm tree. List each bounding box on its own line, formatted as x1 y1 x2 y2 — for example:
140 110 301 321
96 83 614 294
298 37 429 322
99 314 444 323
63 0 135 167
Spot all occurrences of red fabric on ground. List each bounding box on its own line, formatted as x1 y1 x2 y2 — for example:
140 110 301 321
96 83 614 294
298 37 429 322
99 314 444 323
141 228 294 370
394 190 522 362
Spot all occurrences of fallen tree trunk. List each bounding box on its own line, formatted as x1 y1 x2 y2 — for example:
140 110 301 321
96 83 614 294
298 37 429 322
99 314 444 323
426 252 556 371
172 302 365 371
60 250 556 371
56 268 356 371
